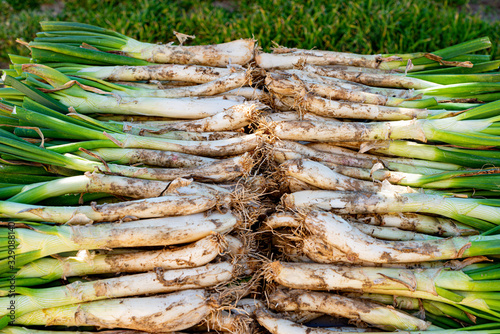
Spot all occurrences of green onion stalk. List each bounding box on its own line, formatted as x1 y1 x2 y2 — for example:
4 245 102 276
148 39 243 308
10 289 213 332
0 125 255 185
396 52 492 74
411 73 500 86
272 140 469 175
1 102 259 158
365 140 500 168
34 21 256 66
282 158 500 193
268 289 439 331
0 263 235 329
348 292 486 326
279 69 500 103
1 327 141 334
300 63 499 89
0 130 257 184
269 99 500 149
11 65 245 118
284 190 500 231
266 70 438 109
298 210 500 262
257 308 500 334
6 173 234 204
409 60 500 77
265 261 500 320
24 69 251 100
0 178 225 223
0 233 224 288
0 211 236 273
464 262 500 281
52 62 235 83
49 70 253 101
256 37 492 70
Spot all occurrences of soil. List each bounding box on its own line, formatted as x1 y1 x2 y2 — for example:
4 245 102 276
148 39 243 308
468 0 500 22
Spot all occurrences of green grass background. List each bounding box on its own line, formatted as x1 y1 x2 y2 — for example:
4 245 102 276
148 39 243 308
0 0 499 64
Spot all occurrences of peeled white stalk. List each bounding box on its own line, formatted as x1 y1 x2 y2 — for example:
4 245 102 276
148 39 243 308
278 94 436 120
263 212 301 229
307 64 396 74
76 64 233 83
57 94 245 118
54 150 254 182
265 212 440 243
268 289 434 331
124 39 256 66
14 234 225 279
301 64 439 89
329 222 438 241
115 71 249 98
1 263 235 320
13 289 211 332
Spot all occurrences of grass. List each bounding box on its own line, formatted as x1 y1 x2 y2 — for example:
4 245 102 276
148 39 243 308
0 0 499 66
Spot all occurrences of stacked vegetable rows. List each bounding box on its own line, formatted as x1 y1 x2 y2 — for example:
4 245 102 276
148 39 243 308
0 21 500 333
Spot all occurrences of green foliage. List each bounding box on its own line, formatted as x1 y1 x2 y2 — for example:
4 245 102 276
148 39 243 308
4 0 42 11
0 0 498 64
